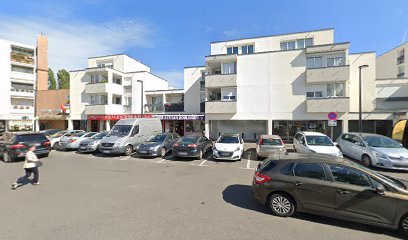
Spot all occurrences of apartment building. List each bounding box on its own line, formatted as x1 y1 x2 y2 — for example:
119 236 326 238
69 54 168 132
0 39 36 132
203 28 393 141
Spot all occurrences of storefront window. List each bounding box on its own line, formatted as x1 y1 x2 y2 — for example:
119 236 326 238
273 120 342 142
185 120 204 135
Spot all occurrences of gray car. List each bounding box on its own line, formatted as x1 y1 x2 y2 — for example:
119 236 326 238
59 132 98 150
337 133 408 169
256 135 287 160
78 131 108 153
136 132 180 157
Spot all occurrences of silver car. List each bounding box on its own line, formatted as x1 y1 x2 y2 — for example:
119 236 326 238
136 132 180 157
59 132 98 150
78 131 108 153
336 132 408 169
256 135 286 160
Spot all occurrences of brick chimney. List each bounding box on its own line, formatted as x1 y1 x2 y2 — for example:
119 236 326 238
36 33 48 90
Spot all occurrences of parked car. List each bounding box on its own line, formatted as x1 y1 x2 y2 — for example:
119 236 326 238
172 135 212 159
213 133 244 161
0 132 51 162
59 132 98 150
293 131 342 157
337 133 408 169
256 134 286 160
40 129 62 138
136 132 181 157
48 130 85 149
99 118 162 156
252 152 408 236
78 131 109 153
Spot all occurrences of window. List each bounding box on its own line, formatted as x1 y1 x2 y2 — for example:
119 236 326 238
398 49 405 64
287 41 296 50
294 163 326 180
297 39 305 49
280 163 294 175
242 45 254 54
306 91 323 98
341 134 353 142
223 95 236 101
398 66 405 78
327 57 345 67
305 38 313 47
113 96 122 105
222 62 236 74
90 95 95 104
11 65 34 74
227 47 238 55
307 57 323 68
328 165 372 187
315 91 323 98
131 125 139 136
327 83 345 97
281 38 313 50
306 92 314 98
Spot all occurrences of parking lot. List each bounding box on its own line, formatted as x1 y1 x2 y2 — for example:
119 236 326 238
0 144 407 240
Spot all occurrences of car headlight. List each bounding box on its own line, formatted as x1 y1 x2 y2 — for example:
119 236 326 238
337 151 343 157
235 147 240 151
113 140 123 147
150 145 160 151
373 151 388 159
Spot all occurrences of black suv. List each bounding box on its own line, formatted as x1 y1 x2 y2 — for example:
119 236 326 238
0 132 51 162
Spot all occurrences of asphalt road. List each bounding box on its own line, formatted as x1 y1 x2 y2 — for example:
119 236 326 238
0 146 407 240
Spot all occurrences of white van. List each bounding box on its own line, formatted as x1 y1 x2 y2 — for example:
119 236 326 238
99 118 162 156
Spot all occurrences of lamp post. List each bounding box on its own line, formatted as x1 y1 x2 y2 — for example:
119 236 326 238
137 80 144 114
358 65 369 133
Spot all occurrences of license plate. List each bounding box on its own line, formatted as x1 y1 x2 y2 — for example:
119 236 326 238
139 151 147 154
103 150 111 153
80 147 86 150
178 152 187 155
221 153 230 156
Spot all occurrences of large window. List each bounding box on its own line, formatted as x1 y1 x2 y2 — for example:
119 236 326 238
293 163 326 181
11 65 34 74
222 62 236 74
281 38 313 50
307 57 323 69
327 83 345 97
242 45 254 54
227 47 238 55
306 91 323 98
327 57 345 67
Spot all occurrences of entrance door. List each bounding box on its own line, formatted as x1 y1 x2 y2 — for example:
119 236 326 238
91 120 99 132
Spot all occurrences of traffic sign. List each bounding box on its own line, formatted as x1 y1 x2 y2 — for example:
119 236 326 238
328 120 337 127
328 112 338 121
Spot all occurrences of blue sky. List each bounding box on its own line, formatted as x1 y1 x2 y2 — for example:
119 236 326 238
0 0 407 88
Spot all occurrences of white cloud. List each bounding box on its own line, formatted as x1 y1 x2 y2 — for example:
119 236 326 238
0 14 154 71
156 71 184 89
222 29 239 38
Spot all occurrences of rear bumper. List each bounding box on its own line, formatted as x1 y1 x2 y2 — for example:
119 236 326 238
173 149 199 158
99 146 126 155
252 182 268 205
257 149 286 158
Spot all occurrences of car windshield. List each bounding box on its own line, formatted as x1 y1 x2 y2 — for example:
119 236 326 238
350 161 406 189
363 135 402 148
178 137 198 144
109 125 133 137
261 138 282 145
74 132 86 137
218 136 239 144
50 131 66 138
146 134 167 142
306 135 333 146
91 132 107 139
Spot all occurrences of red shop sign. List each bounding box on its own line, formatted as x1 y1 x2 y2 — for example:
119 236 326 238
87 114 153 121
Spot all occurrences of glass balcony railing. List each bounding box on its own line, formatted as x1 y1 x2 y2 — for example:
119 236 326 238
10 52 34 65
164 102 184 112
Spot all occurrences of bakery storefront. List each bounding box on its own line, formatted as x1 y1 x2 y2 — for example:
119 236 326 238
155 114 205 136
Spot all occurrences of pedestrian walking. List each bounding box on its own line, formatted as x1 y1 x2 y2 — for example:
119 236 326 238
11 144 42 190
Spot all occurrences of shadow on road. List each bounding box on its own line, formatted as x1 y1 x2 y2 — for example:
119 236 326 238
222 184 403 239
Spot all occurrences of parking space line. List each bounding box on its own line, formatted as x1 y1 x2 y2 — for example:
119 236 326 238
156 159 166 163
192 159 209 167
200 160 207 166
120 157 130 161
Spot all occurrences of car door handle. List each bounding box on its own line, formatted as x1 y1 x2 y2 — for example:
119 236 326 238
294 181 303 186
337 190 350 195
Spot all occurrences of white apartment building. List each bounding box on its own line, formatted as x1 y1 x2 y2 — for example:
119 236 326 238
69 54 168 132
0 39 36 132
203 28 394 141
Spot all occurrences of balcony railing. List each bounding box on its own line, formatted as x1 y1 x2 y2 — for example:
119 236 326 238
205 73 237 88
164 102 184 112
10 52 34 65
145 104 164 113
205 101 236 114
306 97 350 113
306 65 349 84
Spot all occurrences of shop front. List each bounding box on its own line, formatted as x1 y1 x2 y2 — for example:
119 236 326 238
8 119 34 132
86 114 153 132
155 115 205 136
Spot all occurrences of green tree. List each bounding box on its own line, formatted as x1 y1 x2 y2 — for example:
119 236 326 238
48 68 57 90
57 69 70 89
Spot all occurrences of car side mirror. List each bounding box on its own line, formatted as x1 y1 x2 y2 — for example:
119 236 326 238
375 184 385 195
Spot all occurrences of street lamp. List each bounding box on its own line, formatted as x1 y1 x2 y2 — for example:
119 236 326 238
358 65 369 133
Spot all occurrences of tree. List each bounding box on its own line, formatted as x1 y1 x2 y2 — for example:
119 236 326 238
48 68 57 90
57 69 70 89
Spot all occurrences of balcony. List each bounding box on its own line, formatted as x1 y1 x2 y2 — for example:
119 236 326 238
165 102 184 112
145 104 164 113
205 74 237 88
306 65 350 84
85 104 124 115
85 82 123 95
10 51 34 65
205 101 236 114
10 88 35 98
10 105 34 114
306 97 350 113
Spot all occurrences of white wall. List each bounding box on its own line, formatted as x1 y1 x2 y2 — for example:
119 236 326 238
184 66 205 114
377 42 407 79
210 29 334 55
88 55 150 73
69 70 87 120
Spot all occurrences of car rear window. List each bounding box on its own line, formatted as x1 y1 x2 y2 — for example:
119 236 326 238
178 137 198 144
261 138 282 145
258 160 279 172
16 134 46 142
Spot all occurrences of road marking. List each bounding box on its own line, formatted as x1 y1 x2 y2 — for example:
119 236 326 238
246 159 251 169
192 159 209 166
156 159 166 163
120 157 130 161
199 160 207 166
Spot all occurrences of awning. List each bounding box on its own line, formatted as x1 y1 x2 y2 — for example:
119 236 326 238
392 120 407 142
154 114 205 120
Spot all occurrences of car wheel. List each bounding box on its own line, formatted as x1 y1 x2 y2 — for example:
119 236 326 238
3 151 11 163
400 214 408 236
53 142 60 150
124 145 133 156
198 150 203 160
269 193 295 217
160 148 166 158
362 154 372 168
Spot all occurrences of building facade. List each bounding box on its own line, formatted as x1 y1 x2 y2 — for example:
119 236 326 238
69 54 169 132
0 39 36 132
203 28 393 141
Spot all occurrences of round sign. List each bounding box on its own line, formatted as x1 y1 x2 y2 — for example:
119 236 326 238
328 112 338 120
